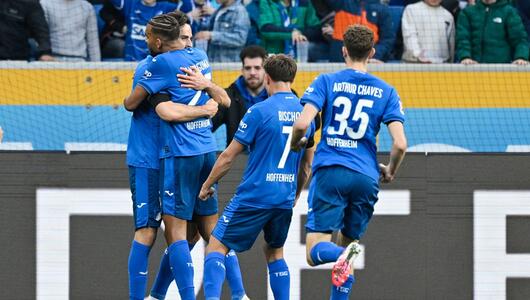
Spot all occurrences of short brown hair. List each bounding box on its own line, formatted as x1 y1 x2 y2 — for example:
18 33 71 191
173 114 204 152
343 25 374 61
240 45 268 64
166 11 190 26
263 54 297 83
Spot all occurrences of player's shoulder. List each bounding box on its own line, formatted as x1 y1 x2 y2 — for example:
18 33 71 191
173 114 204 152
363 71 396 93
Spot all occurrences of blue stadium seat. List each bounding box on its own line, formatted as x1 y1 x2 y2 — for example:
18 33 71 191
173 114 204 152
93 4 105 35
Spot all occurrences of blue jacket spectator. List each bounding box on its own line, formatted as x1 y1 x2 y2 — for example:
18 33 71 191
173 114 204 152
110 0 192 61
195 0 249 62
323 0 395 62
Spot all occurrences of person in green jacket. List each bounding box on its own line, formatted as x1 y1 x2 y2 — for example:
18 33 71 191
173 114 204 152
456 0 529 65
258 0 322 58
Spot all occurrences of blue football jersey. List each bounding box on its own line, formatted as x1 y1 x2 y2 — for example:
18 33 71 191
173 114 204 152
301 68 405 182
110 0 178 61
138 48 217 158
126 55 160 169
232 92 315 209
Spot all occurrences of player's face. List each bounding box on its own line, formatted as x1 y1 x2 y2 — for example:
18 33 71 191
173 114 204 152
242 57 265 90
179 24 193 48
145 24 162 56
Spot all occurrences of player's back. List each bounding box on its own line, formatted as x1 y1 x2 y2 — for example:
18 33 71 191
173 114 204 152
233 92 314 209
302 68 404 182
126 55 160 169
139 48 217 158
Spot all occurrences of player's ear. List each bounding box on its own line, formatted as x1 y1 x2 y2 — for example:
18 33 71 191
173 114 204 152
342 46 348 59
156 38 163 50
368 48 376 60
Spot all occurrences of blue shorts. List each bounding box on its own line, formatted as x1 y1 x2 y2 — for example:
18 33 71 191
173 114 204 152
212 201 293 252
160 152 218 220
305 165 379 240
128 166 162 229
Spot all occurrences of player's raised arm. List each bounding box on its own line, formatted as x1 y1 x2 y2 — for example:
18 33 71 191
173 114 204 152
148 93 218 122
177 66 231 108
291 104 319 151
379 121 407 183
199 139 246 200
123 85 149 111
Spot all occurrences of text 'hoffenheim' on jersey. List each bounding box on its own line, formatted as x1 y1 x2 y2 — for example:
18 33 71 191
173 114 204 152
138 48 217 158
232 92 315 209
110 0 178 61
301 68 405 182
126 55 160 169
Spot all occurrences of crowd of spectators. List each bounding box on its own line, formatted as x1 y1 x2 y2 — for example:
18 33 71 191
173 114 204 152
0 0 528 64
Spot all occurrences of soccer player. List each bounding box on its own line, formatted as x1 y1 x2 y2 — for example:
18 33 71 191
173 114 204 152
291 25 407 300
142 12 249 300
125 13 246 300
198 54 316 300
124 12 219 300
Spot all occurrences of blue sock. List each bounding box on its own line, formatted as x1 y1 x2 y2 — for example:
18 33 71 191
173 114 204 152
150 243 196 300
203 252 227 300
225 250 246 300
330 275 355 300
310 242 344 266
128 240 151 300
268 259 290 300
168 240 195 300
150 249 172 300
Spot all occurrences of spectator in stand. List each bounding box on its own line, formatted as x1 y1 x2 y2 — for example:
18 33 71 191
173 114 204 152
99 1 126 59
212 45 269 146
189 0 215 34
245 0 261 45
321 0 395 63
195 0 250 62
41 0 101 62
0 0 53 61
258 0 323 61
401 0 454 63
110 0 192 61
456 0 529 64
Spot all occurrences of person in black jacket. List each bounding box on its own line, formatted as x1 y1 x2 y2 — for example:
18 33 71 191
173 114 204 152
212 45 269 147
0 0 53 61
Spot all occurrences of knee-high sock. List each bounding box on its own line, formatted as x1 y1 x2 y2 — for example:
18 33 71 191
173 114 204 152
203 252 226 300
310 242 344 265
268 259 290 300
330 275 354 300
128 240 151 300
168 240 195 300
150 243 197 299
225 250 246 300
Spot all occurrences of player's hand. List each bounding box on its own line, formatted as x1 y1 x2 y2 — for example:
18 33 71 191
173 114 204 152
178 66 211 90
461 58 478 65
203 99 219 118
0 127 3 143
291 137 308 152
379 163 394 183
512 59 529 66
199 185 215 200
